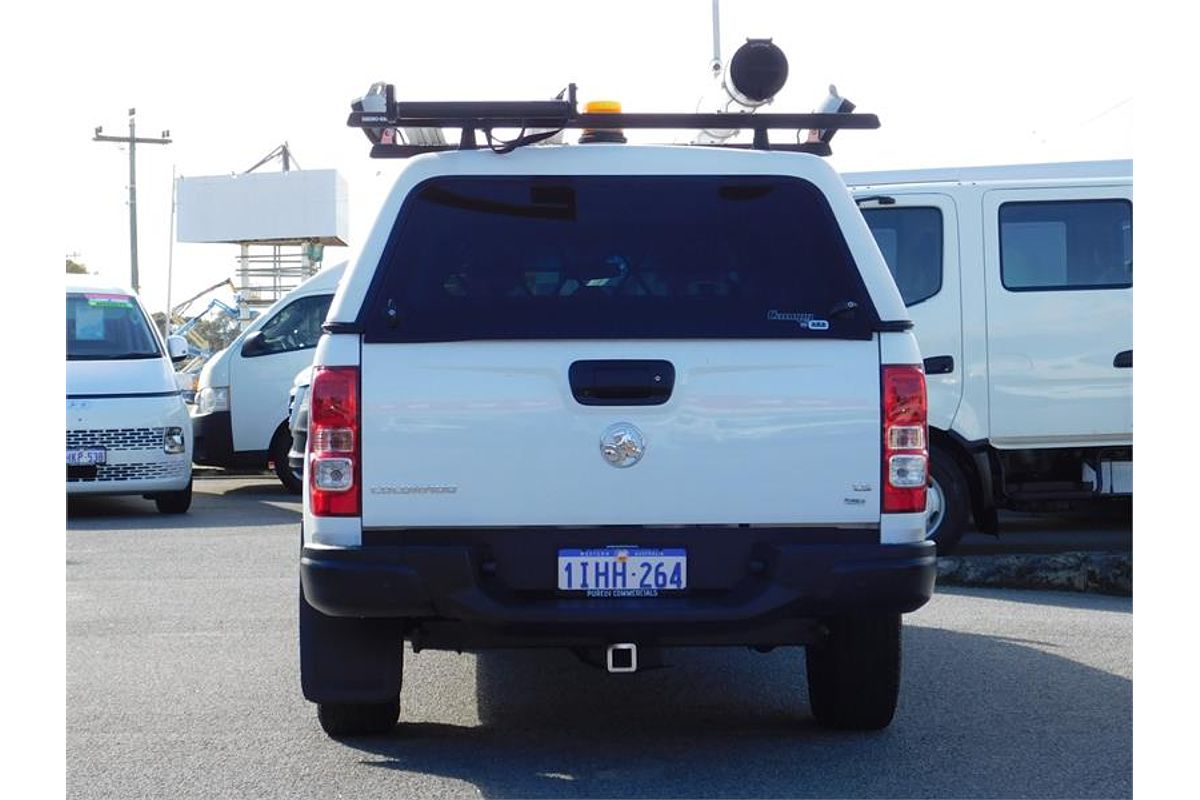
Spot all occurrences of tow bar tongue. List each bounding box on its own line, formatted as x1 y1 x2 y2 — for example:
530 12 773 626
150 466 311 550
606 643 638 673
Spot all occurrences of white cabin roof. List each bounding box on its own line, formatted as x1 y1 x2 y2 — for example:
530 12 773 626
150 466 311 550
842 159 1132 188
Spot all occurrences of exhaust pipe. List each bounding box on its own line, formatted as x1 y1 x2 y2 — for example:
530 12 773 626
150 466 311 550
606 643 638 673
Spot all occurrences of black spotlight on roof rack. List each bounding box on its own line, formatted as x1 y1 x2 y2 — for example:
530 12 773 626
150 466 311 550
726 38 789 107
346 80 879 159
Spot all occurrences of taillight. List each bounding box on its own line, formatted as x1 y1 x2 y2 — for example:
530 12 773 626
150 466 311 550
882 365 928 514
309 366 360 516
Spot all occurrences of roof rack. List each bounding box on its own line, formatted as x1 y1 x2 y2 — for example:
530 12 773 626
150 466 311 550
347 82 880 159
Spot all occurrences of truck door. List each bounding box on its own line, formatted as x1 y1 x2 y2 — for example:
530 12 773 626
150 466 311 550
982 186 1132 447
229 293 333 456
860 194 963 434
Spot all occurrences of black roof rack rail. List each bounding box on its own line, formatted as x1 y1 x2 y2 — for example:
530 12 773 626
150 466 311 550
348 82 879 159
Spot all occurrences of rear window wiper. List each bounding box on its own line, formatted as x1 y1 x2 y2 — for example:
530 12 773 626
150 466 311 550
827 299 860 320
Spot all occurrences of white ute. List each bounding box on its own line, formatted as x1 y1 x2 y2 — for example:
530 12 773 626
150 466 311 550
298 78 937 737
67 281 194 513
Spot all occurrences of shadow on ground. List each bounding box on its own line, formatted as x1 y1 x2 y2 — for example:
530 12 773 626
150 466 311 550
341 625 1131 799
66 481 299 530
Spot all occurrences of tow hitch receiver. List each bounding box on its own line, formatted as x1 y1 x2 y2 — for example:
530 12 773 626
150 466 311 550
606 643 638 673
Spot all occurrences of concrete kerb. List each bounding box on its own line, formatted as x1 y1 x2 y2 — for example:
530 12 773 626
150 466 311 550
937 551 1132 596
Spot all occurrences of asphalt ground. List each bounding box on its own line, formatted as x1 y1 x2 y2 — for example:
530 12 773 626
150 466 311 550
66 477 1132 799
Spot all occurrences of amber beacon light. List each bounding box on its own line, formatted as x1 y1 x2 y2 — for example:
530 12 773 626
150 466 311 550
579 100 627 144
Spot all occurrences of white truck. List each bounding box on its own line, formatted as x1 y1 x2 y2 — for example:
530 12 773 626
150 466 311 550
297 83 937 737
846 161 1132 551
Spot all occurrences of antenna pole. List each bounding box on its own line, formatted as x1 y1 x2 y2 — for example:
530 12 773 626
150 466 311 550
710 0 722 74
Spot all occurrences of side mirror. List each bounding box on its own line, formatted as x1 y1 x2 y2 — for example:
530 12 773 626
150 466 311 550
167 335 189 362
240 330 267 358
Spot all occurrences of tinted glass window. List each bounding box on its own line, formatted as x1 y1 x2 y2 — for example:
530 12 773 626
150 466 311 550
862 207 943 306
364 175 879 342
66 292 161 360
252 294 333 356
1000 199 1132 290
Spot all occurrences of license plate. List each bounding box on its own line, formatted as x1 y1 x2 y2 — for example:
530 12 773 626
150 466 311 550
67 448 107 466
557 547 687 595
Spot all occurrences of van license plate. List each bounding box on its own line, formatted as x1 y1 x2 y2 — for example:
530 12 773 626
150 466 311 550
557 548 687 595
67 448 107 466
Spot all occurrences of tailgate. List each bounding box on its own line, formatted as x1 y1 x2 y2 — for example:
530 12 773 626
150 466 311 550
361 339 880 528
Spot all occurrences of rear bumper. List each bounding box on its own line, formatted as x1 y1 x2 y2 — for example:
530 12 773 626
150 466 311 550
300 528 936 647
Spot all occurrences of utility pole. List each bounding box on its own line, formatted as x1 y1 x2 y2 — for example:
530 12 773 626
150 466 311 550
166 164 177 334
93 108 171 294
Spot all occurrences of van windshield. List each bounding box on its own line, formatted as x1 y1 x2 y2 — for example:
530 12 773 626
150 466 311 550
364 175 879 342
67 292 162 360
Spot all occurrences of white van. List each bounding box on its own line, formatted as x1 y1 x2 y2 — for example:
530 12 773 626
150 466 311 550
191 262 346 492
67 281 194 513
844 160 1132 551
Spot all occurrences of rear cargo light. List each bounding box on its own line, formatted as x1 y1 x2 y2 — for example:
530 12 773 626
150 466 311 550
882 365 928 514
309 366 360 516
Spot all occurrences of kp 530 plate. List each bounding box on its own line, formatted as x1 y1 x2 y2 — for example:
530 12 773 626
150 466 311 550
67 448 107 466
557 547 686 597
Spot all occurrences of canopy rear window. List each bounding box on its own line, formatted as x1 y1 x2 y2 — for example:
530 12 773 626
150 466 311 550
362 175 878 342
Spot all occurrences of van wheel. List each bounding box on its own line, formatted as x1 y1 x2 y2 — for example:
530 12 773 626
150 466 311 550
154 479 192 514
271 427 302 495
317 699 401 737
806 614 901 730
927 445 969 554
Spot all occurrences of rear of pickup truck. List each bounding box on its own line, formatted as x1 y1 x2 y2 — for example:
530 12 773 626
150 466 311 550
299 147 935 735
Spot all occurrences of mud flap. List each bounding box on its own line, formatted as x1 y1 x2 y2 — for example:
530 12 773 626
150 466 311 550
299 583 404 704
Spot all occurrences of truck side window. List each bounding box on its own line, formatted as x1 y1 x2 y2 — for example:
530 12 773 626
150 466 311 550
255 294 334 356
862 207 943 306
1000 199 1132 291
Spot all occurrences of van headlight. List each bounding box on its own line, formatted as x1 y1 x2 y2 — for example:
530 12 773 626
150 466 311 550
163 427 186 454
197 386 230 415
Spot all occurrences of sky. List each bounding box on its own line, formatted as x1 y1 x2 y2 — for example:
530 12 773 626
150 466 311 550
56 0 1134 318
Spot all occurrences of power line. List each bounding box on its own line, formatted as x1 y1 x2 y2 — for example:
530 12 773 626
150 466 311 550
1081 97 1132 126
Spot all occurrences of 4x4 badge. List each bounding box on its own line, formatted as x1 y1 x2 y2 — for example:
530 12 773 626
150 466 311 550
600 423 645 468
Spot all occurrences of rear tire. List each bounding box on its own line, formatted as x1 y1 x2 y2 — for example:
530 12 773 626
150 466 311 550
927 444 969 554
317 699 400 737
154 478 192 514
271 426 302 495
806 614 901 730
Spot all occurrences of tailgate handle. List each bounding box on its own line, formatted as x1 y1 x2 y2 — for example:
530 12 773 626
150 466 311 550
569 360 675 406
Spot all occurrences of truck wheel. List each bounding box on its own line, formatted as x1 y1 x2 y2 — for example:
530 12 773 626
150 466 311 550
317 699 401 737
806 614 901 730
271 427 302 495
154 479 192 514
927 445 969 554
